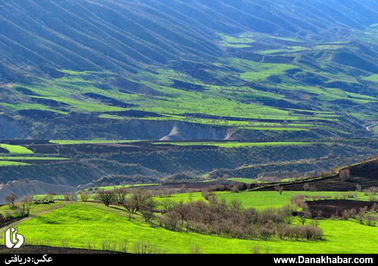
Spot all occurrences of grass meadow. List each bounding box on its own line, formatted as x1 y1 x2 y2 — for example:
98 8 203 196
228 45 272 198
2 190 376 254
4 202 377 254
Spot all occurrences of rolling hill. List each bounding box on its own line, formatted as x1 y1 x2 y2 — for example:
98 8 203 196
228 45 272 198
2 0 378 81
2 1 378 256
1 0 378 140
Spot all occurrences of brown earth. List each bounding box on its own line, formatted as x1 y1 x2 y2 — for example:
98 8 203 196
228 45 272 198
256 158 378 192
307 200 378 218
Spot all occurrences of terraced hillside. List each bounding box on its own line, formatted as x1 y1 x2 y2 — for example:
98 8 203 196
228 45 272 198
0 138 378 202
256 157 378 192
1 0 378 140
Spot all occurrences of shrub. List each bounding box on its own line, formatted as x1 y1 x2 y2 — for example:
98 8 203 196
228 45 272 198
96 190 116 207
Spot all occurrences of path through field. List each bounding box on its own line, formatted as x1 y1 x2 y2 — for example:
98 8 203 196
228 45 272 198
0 202 69 237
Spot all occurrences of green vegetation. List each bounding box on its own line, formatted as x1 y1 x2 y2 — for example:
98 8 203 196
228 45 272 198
96 184 160 191
154 192 205 204
0 161 30 167
0 201 64 217
2 0 378 256
218 33 256 48
154 141 314 148
226 178 263 184
0 156 68 161
216 191 370 210
239 64 297 82
258 46 308 55
1 0 378 144
5 43 370 138
0 144 34 154
5 36 374 139
363 74 378 82
8 199 378 254
50 140 138 145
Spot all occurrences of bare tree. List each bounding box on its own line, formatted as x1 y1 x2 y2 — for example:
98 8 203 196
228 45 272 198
201 190 209 200
80 191 90 202
132 189 152 212
70 192 77 202
231 184 240 193
291 194 306 209
230 199 243 214
366 215 375 227
357 207 367 224
159 196 323 241
160 211 181 231
64 193 72 201
339 169 350 181
20 195 34 216
114 187 129 204
298 205 311 225
133 241 154 254
5 193 18 208
140 198 156 222
275 184 284 195
122 197 138 220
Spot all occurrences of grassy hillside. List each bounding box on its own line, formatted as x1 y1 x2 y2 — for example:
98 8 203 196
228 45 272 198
1 1 378 256
1 0 378 140
6 199 378 254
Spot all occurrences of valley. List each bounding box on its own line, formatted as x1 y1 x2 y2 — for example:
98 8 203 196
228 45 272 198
1 0 378 256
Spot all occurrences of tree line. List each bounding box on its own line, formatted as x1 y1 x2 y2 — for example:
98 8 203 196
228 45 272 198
94 188 323 241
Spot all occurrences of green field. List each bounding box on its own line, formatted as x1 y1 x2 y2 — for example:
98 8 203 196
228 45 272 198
0 144 34 154
95 183 160 191
2 6 378 144
227 178 264 184
0 156 68 161
49 140 139 145
0 154 69 167
239 64 298 82
153 191 371 210
5 47 359 138
363 74 378 82
216 191 370 210
154 141 314 148
0 202 64 217
7 200 378 254
0 161 30 167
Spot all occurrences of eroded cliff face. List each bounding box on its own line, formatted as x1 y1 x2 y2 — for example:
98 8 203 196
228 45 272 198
11 117 231 141
158 123 230 141
0 114 347 141
90 119 230 141
0 179 76 204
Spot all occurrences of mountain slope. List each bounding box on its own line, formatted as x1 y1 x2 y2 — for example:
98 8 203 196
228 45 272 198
1 0 378 140
1 0 378 80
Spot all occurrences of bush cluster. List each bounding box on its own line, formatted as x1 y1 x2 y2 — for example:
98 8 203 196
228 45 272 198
159 195 323 241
